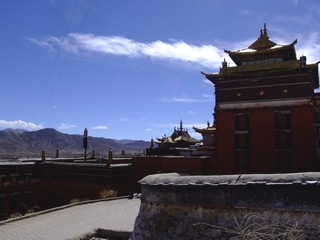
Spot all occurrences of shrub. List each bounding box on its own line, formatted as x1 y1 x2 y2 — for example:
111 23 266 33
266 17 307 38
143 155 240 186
33 205 41 212
0 212 8 221
69 198 81 204
99 188 118 199
18 203 28 216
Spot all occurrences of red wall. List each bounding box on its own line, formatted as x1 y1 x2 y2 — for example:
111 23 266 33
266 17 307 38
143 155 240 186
215 110 235 174
250 109 276 173
214 105 317 174
291 106 317 171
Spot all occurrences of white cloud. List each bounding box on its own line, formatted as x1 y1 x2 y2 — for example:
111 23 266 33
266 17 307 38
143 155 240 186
202 79 213 85
57 123 77 130
92 125 108 130
29 30 320 70
188 110 196 115
27 37 57 53
0 119 43 130
28 33 225 68
145 128 153 132
296 32 320 63
161 95 212 103
202 93 213 99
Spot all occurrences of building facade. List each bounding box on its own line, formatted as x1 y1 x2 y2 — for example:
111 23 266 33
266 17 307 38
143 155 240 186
202 24 320 174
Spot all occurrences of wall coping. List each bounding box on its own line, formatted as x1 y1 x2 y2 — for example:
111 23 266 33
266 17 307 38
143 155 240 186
139 172 320 186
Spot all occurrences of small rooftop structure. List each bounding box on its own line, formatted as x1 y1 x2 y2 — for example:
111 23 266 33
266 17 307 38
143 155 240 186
156 120 199 148
193 121 216 156
147 120 199 156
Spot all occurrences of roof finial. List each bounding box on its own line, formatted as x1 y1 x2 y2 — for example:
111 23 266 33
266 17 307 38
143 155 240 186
263 23 268 36
180 119 183 132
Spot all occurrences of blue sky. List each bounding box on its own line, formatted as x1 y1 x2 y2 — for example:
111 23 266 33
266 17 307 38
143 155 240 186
1 0 320 141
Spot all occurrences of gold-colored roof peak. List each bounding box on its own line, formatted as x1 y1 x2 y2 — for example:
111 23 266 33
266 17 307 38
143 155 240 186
248 23 277 50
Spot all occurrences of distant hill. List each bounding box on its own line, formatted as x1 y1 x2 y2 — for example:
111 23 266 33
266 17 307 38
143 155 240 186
0 128 150 158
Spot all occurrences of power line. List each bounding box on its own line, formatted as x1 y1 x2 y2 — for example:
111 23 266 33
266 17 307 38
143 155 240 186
33 0 93 124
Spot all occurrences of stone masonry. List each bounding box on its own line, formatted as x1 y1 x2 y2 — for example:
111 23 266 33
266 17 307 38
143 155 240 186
131 172 320 239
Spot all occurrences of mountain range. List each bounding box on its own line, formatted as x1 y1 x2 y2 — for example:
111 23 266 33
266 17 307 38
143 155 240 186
0 128 150 158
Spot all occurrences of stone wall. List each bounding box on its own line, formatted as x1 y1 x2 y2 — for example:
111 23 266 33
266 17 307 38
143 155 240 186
131 172 320 239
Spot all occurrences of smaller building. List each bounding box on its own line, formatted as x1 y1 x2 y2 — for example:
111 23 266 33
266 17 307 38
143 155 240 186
146 120 199 156
193 121 216 156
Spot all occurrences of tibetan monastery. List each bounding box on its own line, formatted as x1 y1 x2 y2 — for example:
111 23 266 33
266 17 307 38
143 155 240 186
202 24 320 174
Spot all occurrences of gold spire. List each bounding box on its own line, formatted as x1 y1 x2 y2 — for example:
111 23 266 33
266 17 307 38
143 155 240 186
263 23 268 37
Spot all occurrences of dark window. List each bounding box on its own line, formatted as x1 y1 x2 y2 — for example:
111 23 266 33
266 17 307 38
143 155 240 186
274 111 292 151
274 111 292 171
275 132 292 149
235 114 250 131
235 134 250 148
274 111 291 129
234 113 251 169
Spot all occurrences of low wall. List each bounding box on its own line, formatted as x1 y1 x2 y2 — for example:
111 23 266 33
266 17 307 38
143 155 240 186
131 172 320 239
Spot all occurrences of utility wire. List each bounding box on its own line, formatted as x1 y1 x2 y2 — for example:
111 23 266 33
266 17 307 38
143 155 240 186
32 0 80 123
33 0 93 124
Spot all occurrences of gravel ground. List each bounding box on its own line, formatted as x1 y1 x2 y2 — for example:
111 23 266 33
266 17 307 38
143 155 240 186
0 198 140 240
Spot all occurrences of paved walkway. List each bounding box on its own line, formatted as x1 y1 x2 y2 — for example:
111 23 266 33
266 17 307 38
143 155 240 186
0 198 140 240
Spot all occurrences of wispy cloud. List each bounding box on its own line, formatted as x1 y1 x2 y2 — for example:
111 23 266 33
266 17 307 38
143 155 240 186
296 32 320 63
28 30 320 70
202 79 213 85
0 119 43 130
28 33 225 68
92 125 108 130
27 37 57 53
161 92 213 103
161 96 212 103
57 123 77 130
145 128 153 132
120 118 130 122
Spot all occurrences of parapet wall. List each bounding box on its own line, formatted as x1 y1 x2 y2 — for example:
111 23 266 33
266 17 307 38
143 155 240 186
131 172 320 239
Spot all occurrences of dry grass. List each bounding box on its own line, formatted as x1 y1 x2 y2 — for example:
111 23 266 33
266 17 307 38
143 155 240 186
195 214 307 240
99 188 118 199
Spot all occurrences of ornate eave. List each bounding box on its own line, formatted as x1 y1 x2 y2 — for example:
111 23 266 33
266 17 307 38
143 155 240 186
226 40 297 66
200 71 221 84
193 126 216 134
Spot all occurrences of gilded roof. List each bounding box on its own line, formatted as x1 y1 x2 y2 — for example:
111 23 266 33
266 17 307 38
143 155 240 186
224 24 297 66
155 120 199 145
248 26 277 50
